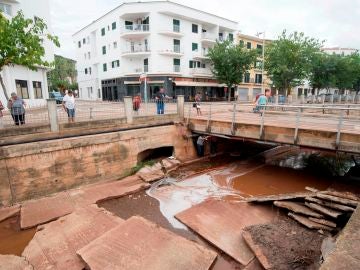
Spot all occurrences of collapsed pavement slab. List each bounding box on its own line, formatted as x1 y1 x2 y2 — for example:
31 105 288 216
20 175 149 229
0 204 20 223
22 205 123 270
77 216 217 270
20 192 75 229
0 255 33 270
161 157 181 171
175 200 277 266
136 162 165 182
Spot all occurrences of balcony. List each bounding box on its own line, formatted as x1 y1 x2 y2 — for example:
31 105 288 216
158 45 184 57
158 25 184 38
201 33 217 45
121 45 151 57
123 66 149 76
190 68 213 77
194 52 210 60
120 24 150 38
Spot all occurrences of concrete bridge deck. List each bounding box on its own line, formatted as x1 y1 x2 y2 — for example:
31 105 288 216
187 104 360 153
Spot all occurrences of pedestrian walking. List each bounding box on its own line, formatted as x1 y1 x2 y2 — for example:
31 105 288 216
62 90 76 123
196 135 208 157
0 100 4 128
194 92 202 116
7 92 26 126
253 89 271 114
155 88 169 114
133 93 142 114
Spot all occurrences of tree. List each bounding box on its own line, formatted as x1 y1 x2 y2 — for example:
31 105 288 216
265 30 323 96
309 53 338 92
350 53 360 93
0 11 60 100
48 55 77 92
208 40 258 101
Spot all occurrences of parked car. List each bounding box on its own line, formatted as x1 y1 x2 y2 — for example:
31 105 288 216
49 91 64 104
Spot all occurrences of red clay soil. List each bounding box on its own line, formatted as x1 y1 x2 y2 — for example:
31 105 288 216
99 191 246 270
243 218 324 270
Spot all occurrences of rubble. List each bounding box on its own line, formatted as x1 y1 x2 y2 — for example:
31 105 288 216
0 255 33 270
0 205 20 223
316 193 358 207
305 202 342 219
136 162 165 182
305 196 356 212
288 213 334 231
274 201 324 218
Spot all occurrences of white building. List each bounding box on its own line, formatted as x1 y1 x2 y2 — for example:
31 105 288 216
322 47 358 56
0 0 54 107
72 1 238 101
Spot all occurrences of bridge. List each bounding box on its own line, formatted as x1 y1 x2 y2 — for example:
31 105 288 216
186 103 360 154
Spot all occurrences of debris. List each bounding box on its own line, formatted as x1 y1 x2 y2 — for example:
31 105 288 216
308 217 337 228
77 216 217 270
136 162 165 182
305 186 319 193
305 197 355 212
242 231 272 269
322 191 359 202
320 237 336 261
288 213 333 231
316 193 358 207
161 157 181 171
305 202 342 219
274 201 324 218
247 192 316 203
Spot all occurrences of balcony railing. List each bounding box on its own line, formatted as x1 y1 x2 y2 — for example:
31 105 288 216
123 45 150 54
201 33 217 41
174 65 181 72
174 45 180 53
144 65 149 73
190 68 212 76
124 24 150 32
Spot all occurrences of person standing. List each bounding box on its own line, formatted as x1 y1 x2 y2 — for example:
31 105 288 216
7 92 26 125
155 88 169 114
196 135 208 157
194 92 202 116
133 93 142 114
62 90 76 123
253 89 271 114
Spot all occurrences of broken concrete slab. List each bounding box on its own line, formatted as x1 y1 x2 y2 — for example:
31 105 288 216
137 162 165 182
306 196 355 212
161 158 181 171
0 205 20 223
305 202 342 218
322 190 359 202
288 213 333 231
77 216 217 270
309 217 337 228
242 219 325 270
274 201 324 218
69 175 149 205
22 205 123 270
316 193 358 207
20 192 75 229
176 200 277 266
247 192 315 203
0 255 33 270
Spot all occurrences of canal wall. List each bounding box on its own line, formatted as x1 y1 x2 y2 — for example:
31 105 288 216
0 124 197 206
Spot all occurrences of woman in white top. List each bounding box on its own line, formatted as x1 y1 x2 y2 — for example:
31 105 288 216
62 90 76 123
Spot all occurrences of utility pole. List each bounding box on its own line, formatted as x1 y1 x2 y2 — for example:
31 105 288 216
256 31 266 94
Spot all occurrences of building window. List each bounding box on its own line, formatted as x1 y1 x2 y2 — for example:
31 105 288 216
83 38 86 44
15 80 29 99
144 58 149 72
112 22 117 30
247 42 252 49
33 81 42 99
88 52 91 59
101 28 105 36
255 74 262 84
173 39 180 52
103 63 107 72
112 60 120 68
173 19 180 32
174 58 180 72
102 46 106 55
255 60 262 69
244 73 250 83
0 3 12 16
192 43 198 52
98 88 101 99
257 44 263 55
78 41 81 48
113 41 118 49
218 33 224 41
228 33 234 41
192 24 198 33
107 25 110 31
85 68 88 74
239 40 244 46
89 67 92 75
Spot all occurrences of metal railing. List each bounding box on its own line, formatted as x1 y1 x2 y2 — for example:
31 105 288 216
173 25 180 33
124 24 150 32
173 65 181 72
201 33 217 41
1 104 49 128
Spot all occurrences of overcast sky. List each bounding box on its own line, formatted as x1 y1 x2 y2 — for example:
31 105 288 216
49 0 360 59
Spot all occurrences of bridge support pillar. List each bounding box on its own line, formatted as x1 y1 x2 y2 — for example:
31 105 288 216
177 95 184 120
124 96 133 124
47 99 59 132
